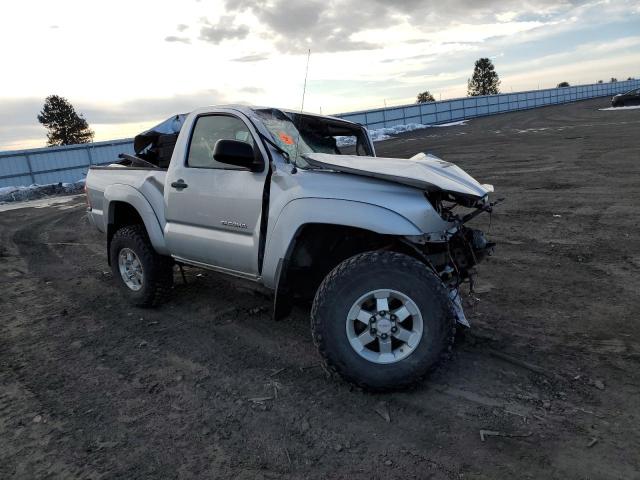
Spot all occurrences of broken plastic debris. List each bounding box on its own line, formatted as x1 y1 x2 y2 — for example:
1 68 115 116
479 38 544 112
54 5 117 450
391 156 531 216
449 289 470 327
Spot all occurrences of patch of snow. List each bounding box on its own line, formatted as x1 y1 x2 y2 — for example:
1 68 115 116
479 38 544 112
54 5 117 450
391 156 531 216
0 179 85 204
599 105 640 111
0 194 85 213
432 120 468 127
336 120 468 147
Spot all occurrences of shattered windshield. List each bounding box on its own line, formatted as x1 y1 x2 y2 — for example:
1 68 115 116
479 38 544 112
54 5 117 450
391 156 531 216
254 109 372 168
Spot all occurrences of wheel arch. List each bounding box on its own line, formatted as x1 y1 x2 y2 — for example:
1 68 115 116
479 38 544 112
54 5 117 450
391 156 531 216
104 184 169 264
263 197 423 289
267 198 430 319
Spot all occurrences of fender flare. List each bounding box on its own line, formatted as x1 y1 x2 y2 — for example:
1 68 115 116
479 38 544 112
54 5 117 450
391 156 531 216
261 197 422 288
104 184 169 255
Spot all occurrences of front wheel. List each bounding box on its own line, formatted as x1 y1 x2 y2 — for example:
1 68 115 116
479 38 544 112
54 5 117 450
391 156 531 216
109 225 174 307
311 251 455 390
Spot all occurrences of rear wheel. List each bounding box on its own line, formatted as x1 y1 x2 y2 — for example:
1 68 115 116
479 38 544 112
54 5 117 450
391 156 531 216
109 225 173 307
311 251 455 390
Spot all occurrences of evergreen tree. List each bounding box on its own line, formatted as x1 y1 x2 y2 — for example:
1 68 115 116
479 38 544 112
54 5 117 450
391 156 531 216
610 77 617 83
467 58 500 96
416 91 435 103
557 81 570 87
37 95 94 146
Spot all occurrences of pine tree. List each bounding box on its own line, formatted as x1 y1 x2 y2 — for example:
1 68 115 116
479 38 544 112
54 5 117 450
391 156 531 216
467 58 500 96
416 91 435 103
37 95 94 146
557 81 570 88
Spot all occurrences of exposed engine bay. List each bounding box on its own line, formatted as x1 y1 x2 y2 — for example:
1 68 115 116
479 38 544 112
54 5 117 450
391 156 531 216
412 193 501 326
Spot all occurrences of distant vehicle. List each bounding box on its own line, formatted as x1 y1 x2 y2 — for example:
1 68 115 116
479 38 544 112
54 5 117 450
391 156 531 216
85 105 498 390
611 88 640 107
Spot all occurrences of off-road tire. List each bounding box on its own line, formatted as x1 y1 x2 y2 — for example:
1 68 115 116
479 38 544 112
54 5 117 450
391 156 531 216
311 251 455 391
109 225 174 307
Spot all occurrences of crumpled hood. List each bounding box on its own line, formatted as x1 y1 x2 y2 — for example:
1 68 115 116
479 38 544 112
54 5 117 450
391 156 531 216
303 152 491 199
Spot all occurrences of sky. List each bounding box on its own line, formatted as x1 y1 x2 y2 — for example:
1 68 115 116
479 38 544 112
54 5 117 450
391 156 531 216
1 0 639 151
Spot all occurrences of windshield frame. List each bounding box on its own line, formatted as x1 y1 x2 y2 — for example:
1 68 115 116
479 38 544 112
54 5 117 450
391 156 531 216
253 108 374 168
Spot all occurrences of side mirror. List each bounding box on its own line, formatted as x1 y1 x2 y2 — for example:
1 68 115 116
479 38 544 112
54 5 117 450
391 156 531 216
213 139 264 172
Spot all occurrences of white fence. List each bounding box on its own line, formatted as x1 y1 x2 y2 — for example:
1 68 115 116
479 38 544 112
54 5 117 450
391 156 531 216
1 78 638 188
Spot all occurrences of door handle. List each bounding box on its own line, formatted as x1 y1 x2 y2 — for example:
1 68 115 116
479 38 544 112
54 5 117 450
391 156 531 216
171 180 188 190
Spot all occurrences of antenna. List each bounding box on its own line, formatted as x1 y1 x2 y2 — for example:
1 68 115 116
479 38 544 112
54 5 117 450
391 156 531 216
292 49 311 174
300 49 311 112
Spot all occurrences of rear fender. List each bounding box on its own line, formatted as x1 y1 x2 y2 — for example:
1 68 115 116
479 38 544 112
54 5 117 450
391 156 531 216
104 184 169 255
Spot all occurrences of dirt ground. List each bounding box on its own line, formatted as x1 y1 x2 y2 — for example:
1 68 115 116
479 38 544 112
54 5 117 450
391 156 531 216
1 97 639 479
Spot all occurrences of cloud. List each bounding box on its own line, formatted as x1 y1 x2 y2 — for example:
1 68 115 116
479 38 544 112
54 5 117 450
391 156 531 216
221 0 589 53
165 23 192 44
165 1 593 55
165 35 191 44
496 11 519 22
0 97 49 150
231 53 270 62
225 0 381 53
0 90 228 150
239 86 265 94
0 97 44 125
0 125 45 151
80 90 226 124
199 15 249 44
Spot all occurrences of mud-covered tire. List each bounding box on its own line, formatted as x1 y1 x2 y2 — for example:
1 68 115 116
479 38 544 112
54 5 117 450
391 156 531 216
311 251 455 391
109 225 173 307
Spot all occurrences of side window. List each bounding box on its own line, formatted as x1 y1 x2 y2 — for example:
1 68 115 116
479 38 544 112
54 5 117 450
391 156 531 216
187 115 255 169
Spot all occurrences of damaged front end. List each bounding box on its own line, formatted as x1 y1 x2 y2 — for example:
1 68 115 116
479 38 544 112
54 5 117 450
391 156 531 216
407 190 501 327
301 150 500 326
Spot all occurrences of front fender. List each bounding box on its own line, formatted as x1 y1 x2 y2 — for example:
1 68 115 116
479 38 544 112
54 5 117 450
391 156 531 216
261 198 422 288
104 184 169 255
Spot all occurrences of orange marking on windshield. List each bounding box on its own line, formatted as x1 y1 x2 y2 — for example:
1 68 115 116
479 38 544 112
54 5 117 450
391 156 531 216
278 132 294 145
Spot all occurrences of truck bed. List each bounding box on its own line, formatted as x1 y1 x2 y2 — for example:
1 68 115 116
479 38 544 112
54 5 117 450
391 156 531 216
86 166 167 234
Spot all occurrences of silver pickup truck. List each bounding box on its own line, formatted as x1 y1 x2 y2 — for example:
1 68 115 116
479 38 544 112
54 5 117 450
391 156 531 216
86 105 497 390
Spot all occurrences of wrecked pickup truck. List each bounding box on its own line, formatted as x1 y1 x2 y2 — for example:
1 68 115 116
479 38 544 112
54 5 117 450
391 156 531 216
85 105 497 390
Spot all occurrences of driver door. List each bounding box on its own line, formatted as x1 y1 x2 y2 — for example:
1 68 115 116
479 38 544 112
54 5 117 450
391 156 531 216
164 113 267 277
